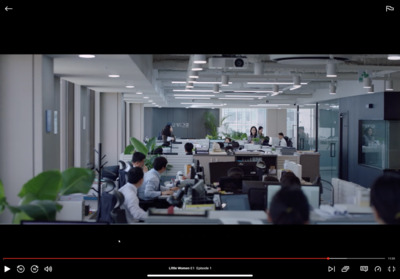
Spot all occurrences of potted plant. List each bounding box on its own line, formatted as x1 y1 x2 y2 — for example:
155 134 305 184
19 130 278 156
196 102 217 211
0 167 95 224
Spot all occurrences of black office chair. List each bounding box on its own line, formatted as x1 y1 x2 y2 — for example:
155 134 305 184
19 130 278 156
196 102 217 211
247 187 268 210
97 190 127 223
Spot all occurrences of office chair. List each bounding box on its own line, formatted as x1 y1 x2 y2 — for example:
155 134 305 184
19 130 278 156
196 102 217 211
97 190 127 223
219 176 243 194
247 187 268 210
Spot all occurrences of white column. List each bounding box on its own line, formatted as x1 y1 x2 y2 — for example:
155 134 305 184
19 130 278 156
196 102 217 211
74 84 81 167
126 101 131 144
94 91 101 155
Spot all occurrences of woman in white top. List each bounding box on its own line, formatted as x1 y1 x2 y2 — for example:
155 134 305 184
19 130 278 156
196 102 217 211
119 167 147 222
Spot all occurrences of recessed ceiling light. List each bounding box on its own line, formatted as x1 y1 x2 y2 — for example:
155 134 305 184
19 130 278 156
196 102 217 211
225 95 265 98
175 97 211 100
79 54 95 59
126 85 135 88
247 82 308 85
148 100 153 102
218 97 254 100
108 74 120 78
174 94 215 97
191 66 203 71
136 92 143 95
143 96 149 99
388 54 400 60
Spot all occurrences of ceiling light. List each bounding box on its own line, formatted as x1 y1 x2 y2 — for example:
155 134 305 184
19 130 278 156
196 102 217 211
173 89 214 92
148 100 153 102
293 76 301 88
143 96 149 99
171 81 187 84
213 84 220 93
175 97 211 100
181 102 214 105
329 81 336 95
218 97 254 100
126 85 135 88
249 104 290 107
191 65 203 71
221 75 229 86
363 77 371 88
234 90 274 93
136 92 143 95
79 54 95 58
174 94 215 97
388 54 400 60
254 62 264 75
248 82 308 85
108 74 120 78
385 80 394 91
186 84 194 89
225 95 266 98
368 84 374 93
187 78 196 84
189 71 199 79
194 81 232 85
326 61 337 77
193 54 207 64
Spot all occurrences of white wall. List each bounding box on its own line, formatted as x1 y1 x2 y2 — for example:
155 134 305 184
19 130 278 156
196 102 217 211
0 55 57 223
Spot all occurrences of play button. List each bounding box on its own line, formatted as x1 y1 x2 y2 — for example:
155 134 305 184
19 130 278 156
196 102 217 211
4 266 10 273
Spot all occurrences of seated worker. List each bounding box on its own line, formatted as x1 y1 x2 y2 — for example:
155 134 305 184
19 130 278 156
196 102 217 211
132 151 148 172
267 186 310 224
280 171 301 188
137 156 179 201
370 173 400 224
247 126 259 143
258 126 264 138
161 124 176 146
218 167 244 193
224 137 232 143
119 167 147 222
184 142 194 155
278 132 287 147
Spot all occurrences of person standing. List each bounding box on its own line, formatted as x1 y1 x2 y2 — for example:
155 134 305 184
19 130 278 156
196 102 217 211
161 124 176 144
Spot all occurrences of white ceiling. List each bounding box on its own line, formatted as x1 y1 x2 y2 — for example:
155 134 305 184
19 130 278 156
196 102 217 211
51 54 400 109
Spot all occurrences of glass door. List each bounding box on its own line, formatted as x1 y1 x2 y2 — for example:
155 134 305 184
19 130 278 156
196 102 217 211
297 104 316 151
318 100 340 182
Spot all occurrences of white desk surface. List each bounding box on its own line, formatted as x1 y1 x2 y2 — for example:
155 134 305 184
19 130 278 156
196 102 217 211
208 210 267 220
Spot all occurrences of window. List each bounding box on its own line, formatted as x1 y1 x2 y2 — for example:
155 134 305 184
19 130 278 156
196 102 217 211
221 108 266 136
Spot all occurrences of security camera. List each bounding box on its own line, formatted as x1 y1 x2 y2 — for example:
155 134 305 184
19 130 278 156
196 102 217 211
234 58 244 67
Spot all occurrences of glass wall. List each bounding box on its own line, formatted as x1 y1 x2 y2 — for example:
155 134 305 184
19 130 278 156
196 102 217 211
220 108 266 136
287 109 297 148
359 120 400 169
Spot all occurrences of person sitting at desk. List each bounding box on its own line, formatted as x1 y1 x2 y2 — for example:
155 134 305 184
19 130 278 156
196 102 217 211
218 167 244 193
132 151 148 173
161 124 175 146
280 171 301 188
278 132 287 147
247 126 259 143
225 137 232 143
119 167 147 222
258 126 264 138
137 156 179 201
267 186 310 225
184 142 194 155
370 172 400 224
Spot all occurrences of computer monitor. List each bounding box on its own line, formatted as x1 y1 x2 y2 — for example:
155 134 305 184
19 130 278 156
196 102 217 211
266 185 282 210
191 179 207 204
209 161 237 184
266 185 321 210
301 185 320 209
220 194 251 210
190 166 196 179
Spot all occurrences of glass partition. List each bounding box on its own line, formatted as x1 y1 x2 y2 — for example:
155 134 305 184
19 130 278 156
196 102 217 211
359 120 400 169
298 105 316 151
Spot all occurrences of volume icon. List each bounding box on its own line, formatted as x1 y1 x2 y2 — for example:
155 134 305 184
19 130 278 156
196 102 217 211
44 266 53 272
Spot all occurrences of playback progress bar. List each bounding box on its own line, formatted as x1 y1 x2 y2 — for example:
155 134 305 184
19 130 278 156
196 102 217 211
148 275 253 277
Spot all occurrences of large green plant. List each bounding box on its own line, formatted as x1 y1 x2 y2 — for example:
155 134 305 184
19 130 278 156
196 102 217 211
0 168 95 224
123 137 170 170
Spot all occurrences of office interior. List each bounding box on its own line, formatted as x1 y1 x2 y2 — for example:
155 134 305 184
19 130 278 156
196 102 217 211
1 54 400 225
